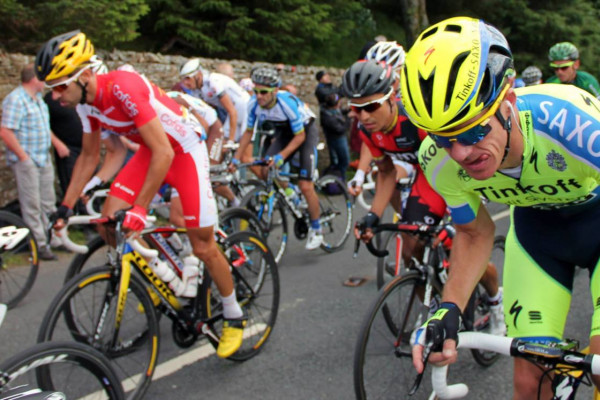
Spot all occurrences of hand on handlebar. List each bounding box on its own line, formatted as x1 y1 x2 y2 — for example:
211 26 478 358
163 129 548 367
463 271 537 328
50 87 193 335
228 157 240 173
354 211 380 242
50 204 74 230
412 302 461 374
266 153 284 169
348 170 365 196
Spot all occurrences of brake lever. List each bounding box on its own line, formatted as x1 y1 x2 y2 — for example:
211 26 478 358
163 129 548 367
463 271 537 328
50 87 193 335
353 237 361 258
409 340 434 396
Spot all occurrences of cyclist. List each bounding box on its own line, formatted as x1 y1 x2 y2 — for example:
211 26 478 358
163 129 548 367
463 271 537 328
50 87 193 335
229 67 324 250
347 41 405 197
546 41 600 98
521 65 543 86
401 17 600 398
36 30 246 359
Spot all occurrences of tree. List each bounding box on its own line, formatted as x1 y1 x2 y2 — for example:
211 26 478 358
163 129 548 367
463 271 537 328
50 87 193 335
399 0 428 46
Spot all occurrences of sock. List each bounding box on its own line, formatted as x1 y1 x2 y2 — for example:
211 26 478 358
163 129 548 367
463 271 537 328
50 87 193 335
310 219 321 231
221 291 244 319
487 289 502 305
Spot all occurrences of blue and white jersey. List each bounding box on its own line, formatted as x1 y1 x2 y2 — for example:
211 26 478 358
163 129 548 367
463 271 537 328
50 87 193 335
246 90 315 136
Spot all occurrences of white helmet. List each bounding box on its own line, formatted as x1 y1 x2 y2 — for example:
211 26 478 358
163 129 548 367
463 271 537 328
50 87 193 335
239 77 254 92
365 41 406 70
89 55 107 74
179 58 203 78
117 64 136 73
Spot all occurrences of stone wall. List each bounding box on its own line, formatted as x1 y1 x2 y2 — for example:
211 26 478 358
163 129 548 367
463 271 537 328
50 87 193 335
0 49 344 207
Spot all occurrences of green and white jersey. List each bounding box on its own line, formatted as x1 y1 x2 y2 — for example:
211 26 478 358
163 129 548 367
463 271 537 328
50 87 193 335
546 70 600 99
418 84 600 225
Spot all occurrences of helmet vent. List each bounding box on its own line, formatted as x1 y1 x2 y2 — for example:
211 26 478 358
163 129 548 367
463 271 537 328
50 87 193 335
445 52 468 111
420 27 438 41
444 24 462 33
418 70 435 119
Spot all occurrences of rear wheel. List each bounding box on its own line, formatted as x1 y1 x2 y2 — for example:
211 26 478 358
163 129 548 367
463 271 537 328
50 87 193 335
200 231 279 361
314 175 352 252
0 210 38 309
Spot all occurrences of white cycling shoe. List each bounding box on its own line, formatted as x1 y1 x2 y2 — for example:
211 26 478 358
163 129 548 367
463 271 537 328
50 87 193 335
305 228 323 251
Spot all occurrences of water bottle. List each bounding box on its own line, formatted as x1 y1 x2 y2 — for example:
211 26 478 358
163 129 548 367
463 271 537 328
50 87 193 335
166 233 183 253
285 184 300 207
149 257 185 295
180 255 200 298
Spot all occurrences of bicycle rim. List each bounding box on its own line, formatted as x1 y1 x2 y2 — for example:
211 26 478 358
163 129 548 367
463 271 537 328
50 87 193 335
241 187 287 263
0 211 39 309
0 341 125 400
315 175 352 252
354 274 434 400
37 266 159 400
201 231 280 361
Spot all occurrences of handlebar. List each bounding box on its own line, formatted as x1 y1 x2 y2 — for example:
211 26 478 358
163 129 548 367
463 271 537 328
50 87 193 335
355 222 445 258
430 332 600 399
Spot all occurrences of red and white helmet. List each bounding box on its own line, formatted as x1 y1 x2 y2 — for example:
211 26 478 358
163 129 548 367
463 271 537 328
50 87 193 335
365 41 406 70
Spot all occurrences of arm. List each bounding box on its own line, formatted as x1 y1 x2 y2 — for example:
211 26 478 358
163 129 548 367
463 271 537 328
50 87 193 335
0 126 29 161
95 135 127 183
369 156 397 217
219 93 237 141
133 117 175 209
51 132 70 158
233 128 253 161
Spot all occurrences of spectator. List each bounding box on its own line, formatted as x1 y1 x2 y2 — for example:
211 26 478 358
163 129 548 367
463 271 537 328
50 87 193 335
0 64 60 260
546 42 600 98
216 62 235 79
43 91 83 197
314 70 338 105
320 93 350 179
521 65 543 86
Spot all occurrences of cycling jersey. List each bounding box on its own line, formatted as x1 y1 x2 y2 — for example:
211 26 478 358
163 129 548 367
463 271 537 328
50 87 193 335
546 70 600 99
419 84 600 341
78 70 216 228
360 102 447 224
419 84 600 225
166 91 218 127
246 91 315 137
193 72 250 142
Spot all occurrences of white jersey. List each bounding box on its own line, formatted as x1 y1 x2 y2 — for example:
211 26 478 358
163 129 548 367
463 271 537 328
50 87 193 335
166 91 218 127
197 72 250 141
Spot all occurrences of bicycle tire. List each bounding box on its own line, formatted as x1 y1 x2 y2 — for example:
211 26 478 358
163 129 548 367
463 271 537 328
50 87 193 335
376 231 407 290
219 207 267 239
37 266 160 400
0 341 125 400
314 174 352 252
0 210 39 309
354 272 436 400
464 235 505 367
200 231 279 361
240 186 288 263
63 235 113 283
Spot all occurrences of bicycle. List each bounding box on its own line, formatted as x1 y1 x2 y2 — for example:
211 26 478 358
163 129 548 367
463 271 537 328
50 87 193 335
0 210 38 309
37 211 279 400
241 159 353 261
0 299 124 399
429 331 600 399
352 222 505 399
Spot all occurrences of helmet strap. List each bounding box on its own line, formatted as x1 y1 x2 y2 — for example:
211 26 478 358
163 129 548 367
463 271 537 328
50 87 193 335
495 108 511 164
76 80 88 105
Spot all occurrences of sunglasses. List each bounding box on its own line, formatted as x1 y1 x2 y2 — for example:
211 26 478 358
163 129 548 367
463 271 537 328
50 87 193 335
550 60 575 71
45 67 88 93
348 88 394 114
254 87 276 95
429 84 510 148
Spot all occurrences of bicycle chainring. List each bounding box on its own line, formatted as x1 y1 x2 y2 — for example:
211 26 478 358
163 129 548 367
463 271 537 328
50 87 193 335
172 320 198 348
294 218 308 239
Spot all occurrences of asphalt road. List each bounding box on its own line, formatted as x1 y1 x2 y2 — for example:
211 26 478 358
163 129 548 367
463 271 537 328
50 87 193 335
0 202 595 399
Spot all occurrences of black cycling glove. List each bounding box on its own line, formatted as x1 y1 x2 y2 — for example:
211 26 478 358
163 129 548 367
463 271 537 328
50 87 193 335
356 211 380 232
51 204 74 224
413 302 462 351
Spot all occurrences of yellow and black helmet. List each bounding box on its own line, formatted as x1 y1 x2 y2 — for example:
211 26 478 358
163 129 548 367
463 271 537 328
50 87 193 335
35 30 95 82
400 17 514 134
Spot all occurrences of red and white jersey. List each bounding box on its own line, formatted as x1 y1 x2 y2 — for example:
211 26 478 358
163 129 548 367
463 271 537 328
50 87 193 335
77 71 205 153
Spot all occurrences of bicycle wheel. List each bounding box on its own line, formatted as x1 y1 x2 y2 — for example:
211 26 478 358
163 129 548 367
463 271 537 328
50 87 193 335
376 231 407 290
241 186 288 263
0 210 39 309
0 341 125 400
219 206 267 238
63 235 115 283
314 174 352 252
465 235 505 367
37 266 160 400
200 231 279 361
354 273 437 400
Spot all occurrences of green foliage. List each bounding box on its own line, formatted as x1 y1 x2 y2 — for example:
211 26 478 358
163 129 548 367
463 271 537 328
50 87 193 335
0 0 149 52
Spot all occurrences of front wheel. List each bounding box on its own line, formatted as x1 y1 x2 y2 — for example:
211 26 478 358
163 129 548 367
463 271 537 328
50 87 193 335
354 273 437 399
314 174 352 252
0 341 126 400
200 231 279 361
37 266 160 400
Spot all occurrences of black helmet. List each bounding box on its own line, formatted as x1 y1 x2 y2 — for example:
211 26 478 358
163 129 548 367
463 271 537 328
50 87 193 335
341 59 393 99
34 30 95 81
251 67 281 88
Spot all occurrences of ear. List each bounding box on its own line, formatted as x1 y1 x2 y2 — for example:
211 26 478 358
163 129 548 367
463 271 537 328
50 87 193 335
79 68 93 84
574 60 581 70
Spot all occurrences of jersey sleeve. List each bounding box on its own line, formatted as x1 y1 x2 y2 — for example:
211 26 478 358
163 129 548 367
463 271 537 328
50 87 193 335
359 130 384 160
75 104 99 134
111 74 157 128
278 93 305 134
246 96 258 131
209 75 226 97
